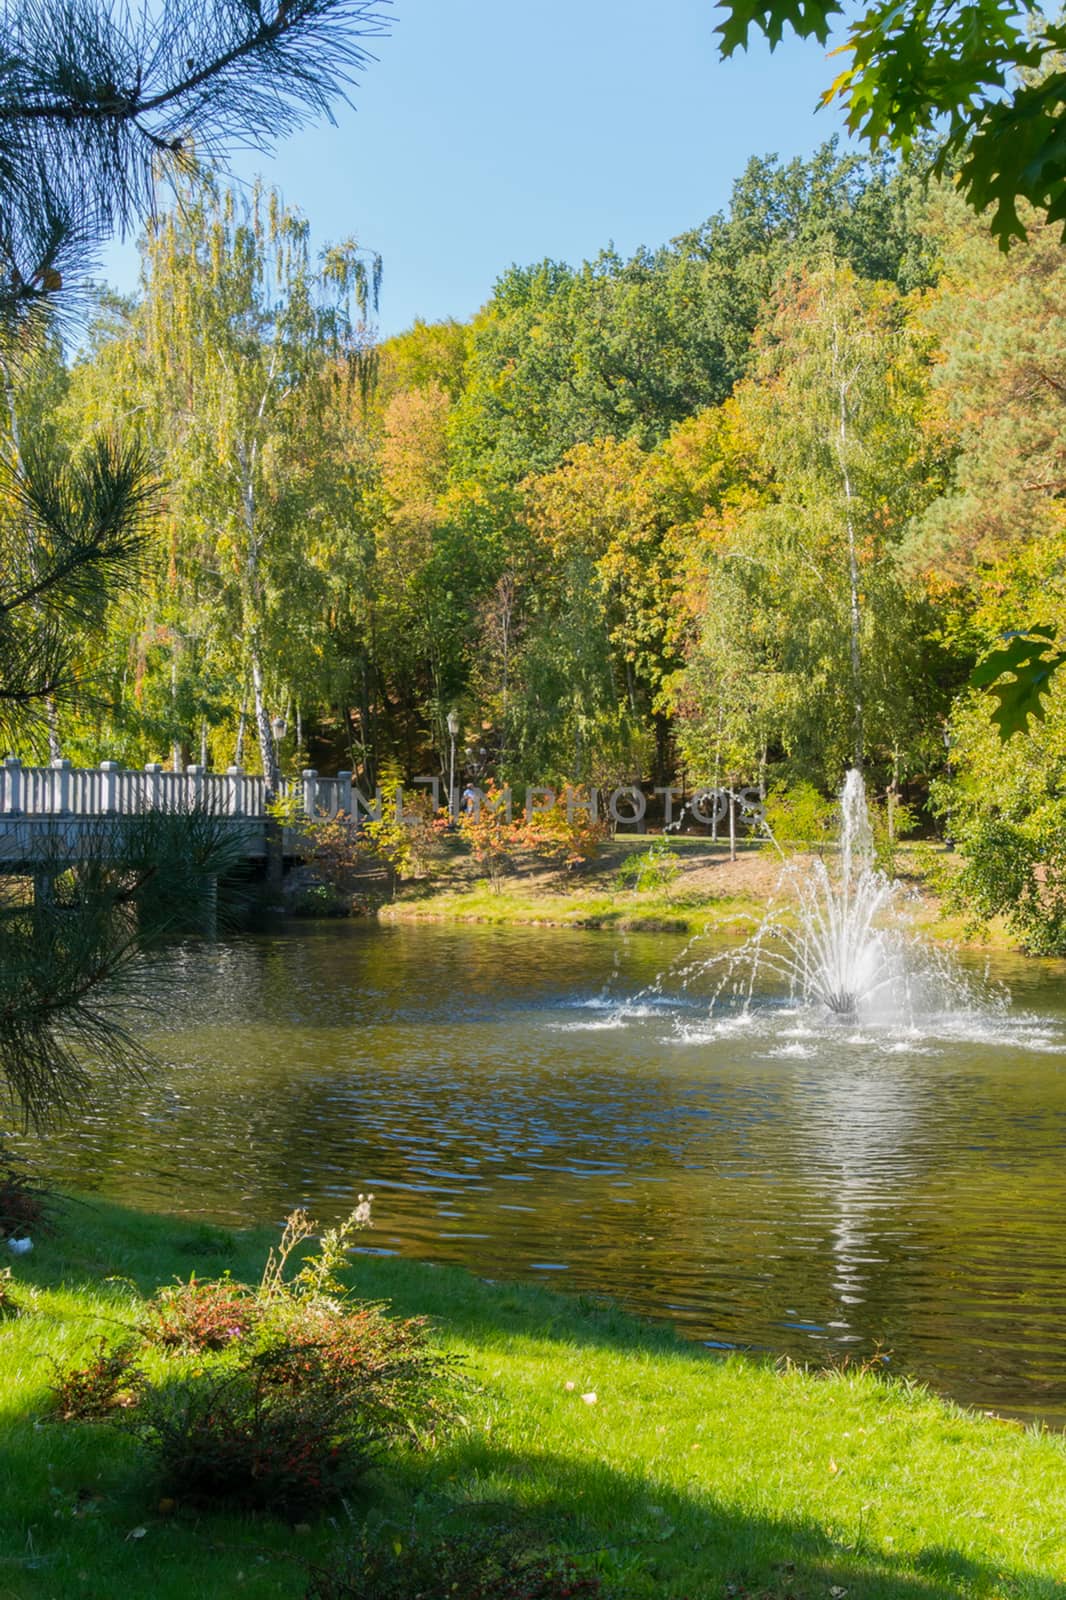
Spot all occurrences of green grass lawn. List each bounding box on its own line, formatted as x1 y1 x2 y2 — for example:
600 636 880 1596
382 877 765 934
362 837 1022 952
1 1198 1064 1599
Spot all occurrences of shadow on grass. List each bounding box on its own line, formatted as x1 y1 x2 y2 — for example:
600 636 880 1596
368 1443 1061 1600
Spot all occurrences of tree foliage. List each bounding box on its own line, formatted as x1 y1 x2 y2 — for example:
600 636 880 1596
716 0 1066 249
41 126 1066 951
0 0 391 1121
0 0 388 334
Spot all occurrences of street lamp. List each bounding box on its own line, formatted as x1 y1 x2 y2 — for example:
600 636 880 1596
271 715 287 743
446 709 460 820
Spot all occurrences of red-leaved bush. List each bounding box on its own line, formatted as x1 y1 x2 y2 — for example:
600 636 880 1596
49 1339 146 1421
141 1273 261 1351
134 1304 454 1515
0 1147 54 1240
49 1203 457 1515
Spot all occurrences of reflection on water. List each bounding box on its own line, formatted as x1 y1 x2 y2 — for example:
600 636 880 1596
19 922 1066 1422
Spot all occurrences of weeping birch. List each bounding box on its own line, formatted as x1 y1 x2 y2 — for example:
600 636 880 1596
136 176 380 788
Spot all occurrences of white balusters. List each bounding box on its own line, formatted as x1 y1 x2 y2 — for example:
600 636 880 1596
0 759 356 829
2 756 21 815
100 760 120 814
53 758 71 815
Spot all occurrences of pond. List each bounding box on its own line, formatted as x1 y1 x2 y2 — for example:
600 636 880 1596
21 920 1066 1424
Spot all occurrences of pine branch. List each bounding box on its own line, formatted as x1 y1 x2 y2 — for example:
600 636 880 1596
0 434 159 620
0 0 391 236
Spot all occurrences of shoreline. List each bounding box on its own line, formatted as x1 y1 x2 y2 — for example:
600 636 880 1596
3 1195 1065 1597
305 836 1028 955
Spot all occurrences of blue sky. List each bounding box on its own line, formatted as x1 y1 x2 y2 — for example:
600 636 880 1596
102 0 852 338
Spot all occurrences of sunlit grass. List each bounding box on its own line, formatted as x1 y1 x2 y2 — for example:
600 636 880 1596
382 879 765 934
375 839 1026 954
1 1199 1063 1597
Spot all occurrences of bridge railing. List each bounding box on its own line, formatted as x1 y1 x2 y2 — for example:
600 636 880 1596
0 759 361 822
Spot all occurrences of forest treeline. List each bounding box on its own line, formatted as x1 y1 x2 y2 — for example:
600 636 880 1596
11 138 1066 945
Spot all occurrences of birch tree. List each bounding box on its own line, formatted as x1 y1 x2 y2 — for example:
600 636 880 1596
134 176 379 789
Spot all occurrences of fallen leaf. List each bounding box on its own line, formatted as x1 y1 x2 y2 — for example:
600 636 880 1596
126 1526 147 1541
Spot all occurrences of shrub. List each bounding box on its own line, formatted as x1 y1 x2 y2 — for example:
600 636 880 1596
0 1146 54 1240
49 1339 146 1422
49 1200 457 1516
457 783 516 892
519 791 610 869
141 1273 261 1352
614 837 680 896
296 815 365 894
361 772 448 892
135 1305 455 1515
305 1527 606 1600
288 882 351 917
761 782 837 853
947 814 1066 954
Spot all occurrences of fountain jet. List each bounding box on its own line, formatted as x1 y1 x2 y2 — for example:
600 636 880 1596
712 769 912 1023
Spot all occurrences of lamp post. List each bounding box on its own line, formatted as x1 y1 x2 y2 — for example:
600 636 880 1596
446 708 460 821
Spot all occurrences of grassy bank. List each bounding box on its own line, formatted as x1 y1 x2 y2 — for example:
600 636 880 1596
1 1198 1064 1599
383 877 764 935
366 836 1018 950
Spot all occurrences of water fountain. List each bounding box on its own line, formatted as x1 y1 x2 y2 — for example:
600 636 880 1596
747 768 904 1019
561 766 1007 1038
704 767 970 1028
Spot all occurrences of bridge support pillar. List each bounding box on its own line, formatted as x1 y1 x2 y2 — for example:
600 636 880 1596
265 818 284 899
33 870 55 912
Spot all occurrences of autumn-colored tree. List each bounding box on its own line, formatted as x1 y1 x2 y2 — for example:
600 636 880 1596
669 263 949 789
457 783 517 892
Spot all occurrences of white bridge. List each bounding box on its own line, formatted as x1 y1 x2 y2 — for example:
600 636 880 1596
0 757 357 866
